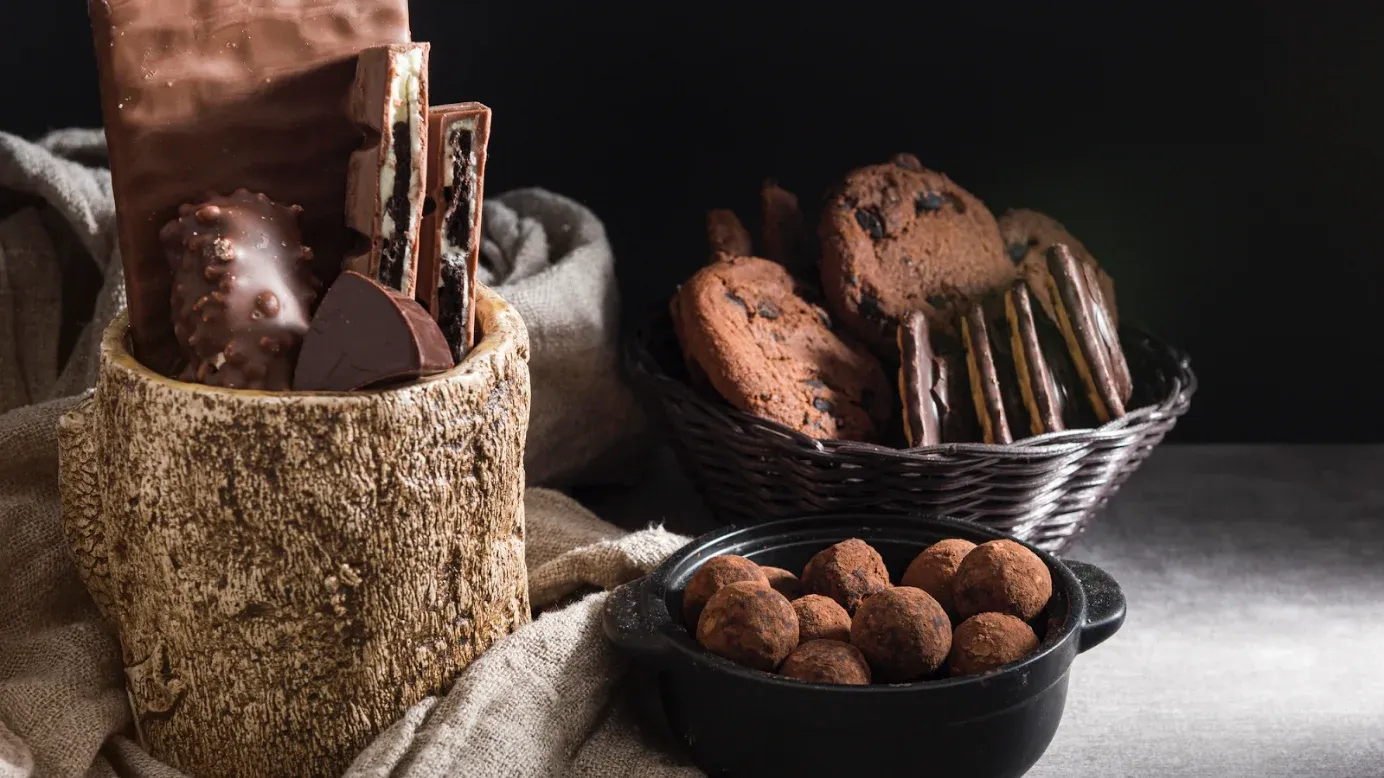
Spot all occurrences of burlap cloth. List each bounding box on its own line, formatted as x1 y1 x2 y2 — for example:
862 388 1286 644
0 130 702 778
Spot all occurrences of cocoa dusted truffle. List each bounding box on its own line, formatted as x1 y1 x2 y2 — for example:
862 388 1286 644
682 555 769 628
949 613 1039 676
952 539 1053 621
761 566 803 600
696 580 799 672
801 539 891 614
850 587 952 682
778 640 872 685
792 594 852 643
900 538 977 618
162 189 320 390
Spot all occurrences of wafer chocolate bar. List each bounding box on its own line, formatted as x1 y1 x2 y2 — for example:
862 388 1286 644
88 0 410 374
417 103 491 360
345 43 431 299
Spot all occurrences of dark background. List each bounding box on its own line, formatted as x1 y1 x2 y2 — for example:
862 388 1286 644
0 2 1376 441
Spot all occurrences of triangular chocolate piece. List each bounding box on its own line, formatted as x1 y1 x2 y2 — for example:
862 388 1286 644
293 271 454 392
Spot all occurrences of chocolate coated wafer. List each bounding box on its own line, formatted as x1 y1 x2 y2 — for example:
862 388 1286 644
345 43 431 299
1045 244 1126 422
417 102 491 360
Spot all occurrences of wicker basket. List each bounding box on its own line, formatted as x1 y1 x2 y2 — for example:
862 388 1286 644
627 310 1196 552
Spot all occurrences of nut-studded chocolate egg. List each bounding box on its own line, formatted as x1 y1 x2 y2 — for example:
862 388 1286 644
162 189 321 390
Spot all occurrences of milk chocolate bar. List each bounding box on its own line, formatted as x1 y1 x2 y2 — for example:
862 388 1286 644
294 271 453 392
1045 244 1127 422
345 43 431 299
417 103 491 360
88 0 410 373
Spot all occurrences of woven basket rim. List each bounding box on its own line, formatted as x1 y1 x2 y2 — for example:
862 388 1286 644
627 316 1197 461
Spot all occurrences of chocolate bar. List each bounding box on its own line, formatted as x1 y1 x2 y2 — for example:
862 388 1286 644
345 43 431 299
897 311 944 447
294 271 453 392
1045 244 1127 422
88 0 410 374
162 190 320 391
417 103 491 360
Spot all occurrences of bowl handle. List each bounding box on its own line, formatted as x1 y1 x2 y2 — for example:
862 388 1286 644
1067 560 1127 653
603 577 672 665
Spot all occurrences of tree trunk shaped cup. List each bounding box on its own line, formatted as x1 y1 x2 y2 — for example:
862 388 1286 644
57 284 531 778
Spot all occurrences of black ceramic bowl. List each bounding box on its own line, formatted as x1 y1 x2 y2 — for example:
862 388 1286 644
603 515 1125 778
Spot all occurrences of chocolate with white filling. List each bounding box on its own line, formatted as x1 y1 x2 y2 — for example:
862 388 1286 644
345 43 430 299
418 103 492 361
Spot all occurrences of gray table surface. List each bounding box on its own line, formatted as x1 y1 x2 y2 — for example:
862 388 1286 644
580 444 1384 778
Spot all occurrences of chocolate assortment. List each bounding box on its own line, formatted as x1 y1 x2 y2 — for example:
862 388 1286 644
686 538 1053 683
89 1 493 391
668 154 1136 446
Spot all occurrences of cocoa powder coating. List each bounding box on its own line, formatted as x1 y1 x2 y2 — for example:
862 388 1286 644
801 538 891 614
900 538 977 618
761 566 803 601
792 594 852 643
696 581 800 672
948 612 1039 676
682 555 769 628
778 640 872 685
850 587 953 682
952 539 1053 621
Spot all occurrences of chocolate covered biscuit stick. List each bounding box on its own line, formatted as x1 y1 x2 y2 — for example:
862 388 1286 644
417 103 491 360
88 0 410 374
345 43 431 299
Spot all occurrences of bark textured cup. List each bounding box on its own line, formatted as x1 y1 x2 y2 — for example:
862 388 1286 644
58 284 531 778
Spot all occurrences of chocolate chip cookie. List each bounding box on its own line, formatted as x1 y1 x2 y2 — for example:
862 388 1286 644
998 208 1118 328
673 256 893 441
818 156 1014 351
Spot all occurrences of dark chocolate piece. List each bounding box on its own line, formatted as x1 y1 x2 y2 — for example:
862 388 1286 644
294 271 454 392
897 311 943 447
959 302 1012 444
707 209 753 261
417 102 491 362
346 43 431 299
1080 259 1133 405
1004 282 1065 435
1045 244 1127 422
762 179 813 274
161 190 320 391
89 0 410 374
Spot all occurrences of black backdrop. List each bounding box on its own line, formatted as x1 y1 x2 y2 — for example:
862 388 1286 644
1 2 1378 442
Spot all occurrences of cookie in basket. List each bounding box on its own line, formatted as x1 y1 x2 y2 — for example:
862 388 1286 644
1045 245 1132 422
896 311 976 446
998 208 1118 328
818 153 1013 351
672 256 893 442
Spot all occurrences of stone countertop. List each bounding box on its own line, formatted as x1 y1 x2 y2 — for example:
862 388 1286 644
577 444 1384 778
